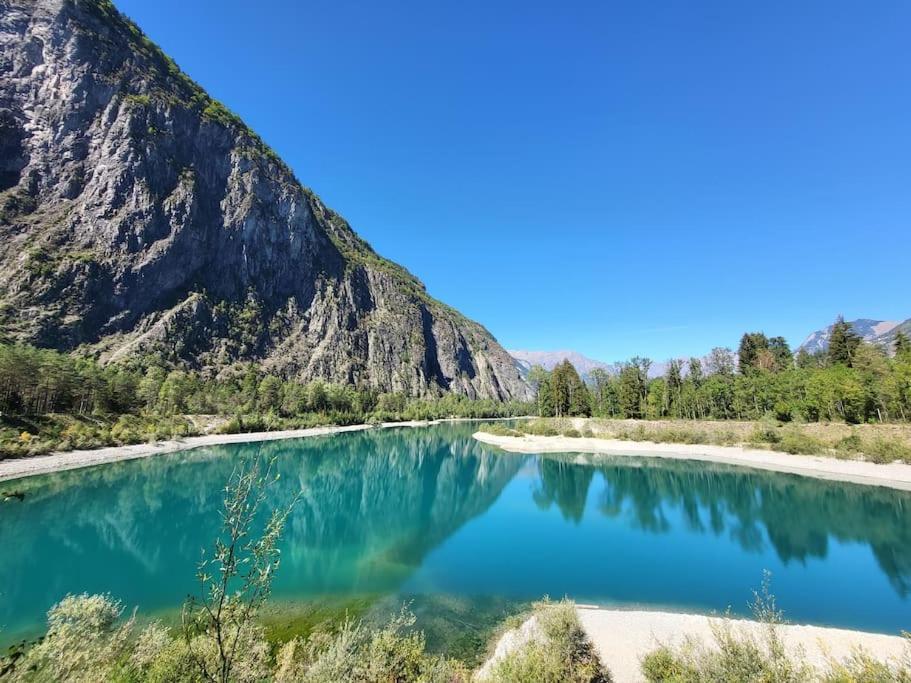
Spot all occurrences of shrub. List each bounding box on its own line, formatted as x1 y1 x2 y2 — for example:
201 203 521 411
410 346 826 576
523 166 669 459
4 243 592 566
19 593 135 682
835 433 862 455
480 423 522 437
864 437 911 464
640 645 696 681
273 608 467 683
640 576 911 682
520 419 560 437
129 622 172 676
750 422 781 445
821 647 911 682
563 428 582 438
773 402 793 422
640 619 812 683
616 425 649 442
777 431 824 456
487 600 610 683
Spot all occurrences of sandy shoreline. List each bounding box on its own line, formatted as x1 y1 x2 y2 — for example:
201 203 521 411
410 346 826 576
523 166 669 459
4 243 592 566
575 607 909 682
473 432 911 491
479 606 908 682
0 418 518 483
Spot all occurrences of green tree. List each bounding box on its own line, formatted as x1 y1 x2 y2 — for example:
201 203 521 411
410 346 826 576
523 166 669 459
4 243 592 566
308 382 328 413
852 343 893 421
588 367 610 413
646 378 667 418
827 316 861 367
549 360 591 417
707 348 735 376
138 366 167 411
665 359 683 414
687 358 703 385
768 336 793 370
527 364 551 417
617 358 650 419
795 348 824 369
158 370 189 414
894 331 910 359
737 332 769 374
257 375 283 413
182 456 297 683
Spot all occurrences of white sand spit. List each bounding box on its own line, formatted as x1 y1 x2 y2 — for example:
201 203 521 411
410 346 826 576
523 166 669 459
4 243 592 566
576 607 908 683
473 432 911 491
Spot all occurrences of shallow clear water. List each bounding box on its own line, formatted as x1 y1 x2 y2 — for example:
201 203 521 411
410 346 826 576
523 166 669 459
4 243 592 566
1 422 910 647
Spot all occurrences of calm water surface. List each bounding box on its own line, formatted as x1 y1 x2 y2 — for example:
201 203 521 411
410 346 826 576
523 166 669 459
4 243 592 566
1 422 909 646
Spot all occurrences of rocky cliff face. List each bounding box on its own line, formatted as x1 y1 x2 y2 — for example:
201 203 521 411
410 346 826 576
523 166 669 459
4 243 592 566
0 0 530 400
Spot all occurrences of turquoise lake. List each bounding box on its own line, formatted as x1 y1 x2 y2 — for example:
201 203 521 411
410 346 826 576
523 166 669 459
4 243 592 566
1 422 910 648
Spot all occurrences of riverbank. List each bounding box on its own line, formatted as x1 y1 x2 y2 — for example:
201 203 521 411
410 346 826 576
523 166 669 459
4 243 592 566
473 431 911 491
0 418 528 483
575 607 909 682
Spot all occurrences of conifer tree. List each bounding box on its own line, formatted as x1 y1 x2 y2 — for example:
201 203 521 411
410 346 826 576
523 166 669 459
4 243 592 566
768 337 793 370
550 360 591 417
827 316 861 367
737 333 768 374
687 357 704 385
894 331 910 359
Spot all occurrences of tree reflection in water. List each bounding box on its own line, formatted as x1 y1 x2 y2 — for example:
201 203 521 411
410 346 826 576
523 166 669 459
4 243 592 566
0 425 521 639
533 455 911 595
2 426 910 645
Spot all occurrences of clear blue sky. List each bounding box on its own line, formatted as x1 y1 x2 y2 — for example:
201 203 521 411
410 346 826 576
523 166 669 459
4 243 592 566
117 0 911 362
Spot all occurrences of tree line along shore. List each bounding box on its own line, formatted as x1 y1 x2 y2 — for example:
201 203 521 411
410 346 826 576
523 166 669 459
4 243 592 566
2 317 909 461
529 319 911 425
0 343 530 459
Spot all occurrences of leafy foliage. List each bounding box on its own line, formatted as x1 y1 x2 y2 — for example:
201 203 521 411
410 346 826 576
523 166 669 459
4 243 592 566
485 600 610 683
528 319 911 426
641 575 911 682
0 343 532 458
181 457 296 683
534 360 592 418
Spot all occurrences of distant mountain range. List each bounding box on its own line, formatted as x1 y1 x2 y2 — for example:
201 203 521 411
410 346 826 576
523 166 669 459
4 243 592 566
512 315 910 382
798 318 909 355
509 349 670 379
508 350 615 378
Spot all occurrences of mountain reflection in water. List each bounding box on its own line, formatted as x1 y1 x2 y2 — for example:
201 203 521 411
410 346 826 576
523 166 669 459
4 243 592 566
1 423 909 642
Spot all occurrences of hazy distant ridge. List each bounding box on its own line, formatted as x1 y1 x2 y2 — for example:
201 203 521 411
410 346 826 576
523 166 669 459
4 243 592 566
798 318 905 355
513 314 911 382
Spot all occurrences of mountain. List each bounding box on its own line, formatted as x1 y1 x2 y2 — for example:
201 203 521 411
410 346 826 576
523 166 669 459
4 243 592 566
873 319 911 351
0 0 530 400
799 319 901 355
509 349 616 379
509 350 690 380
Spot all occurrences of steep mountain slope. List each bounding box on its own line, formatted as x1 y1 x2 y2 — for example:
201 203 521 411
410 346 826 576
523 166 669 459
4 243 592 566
873 318 911 351
0 0 530 400
799 319 900 355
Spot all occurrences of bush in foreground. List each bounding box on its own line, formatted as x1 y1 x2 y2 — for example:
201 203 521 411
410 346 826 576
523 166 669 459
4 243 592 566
485 600 610 683
10 593 135 682
640 575 911 683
